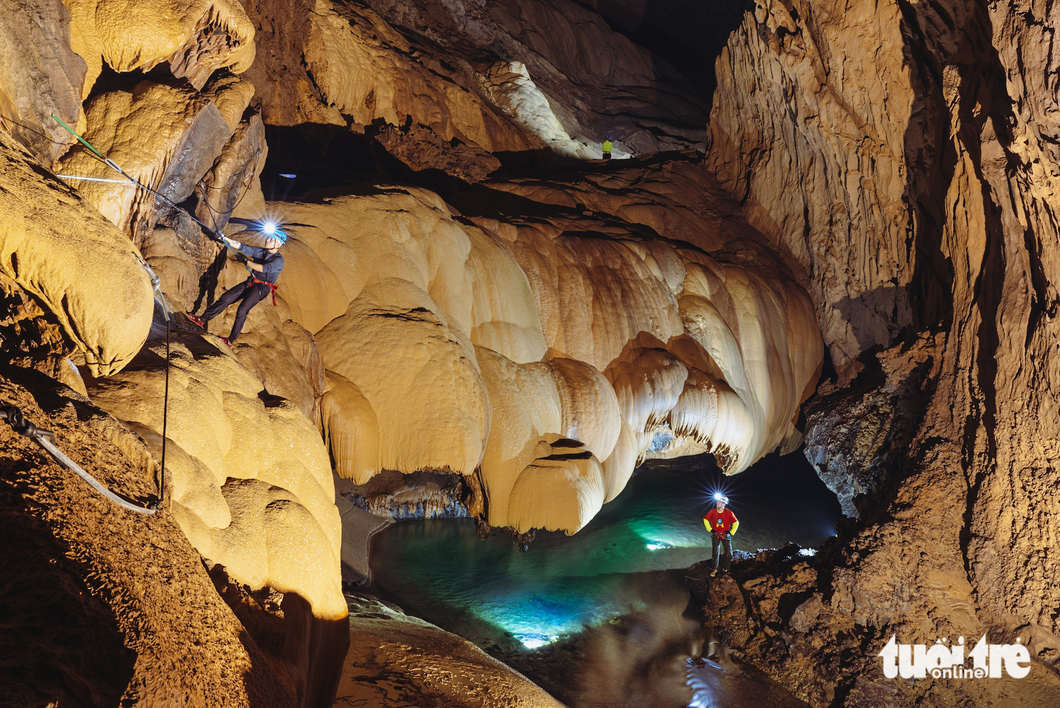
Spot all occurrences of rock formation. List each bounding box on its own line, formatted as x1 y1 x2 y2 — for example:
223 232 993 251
336 595 565 707
0 0 823 701
696 0 1060 704
9 0 1060 705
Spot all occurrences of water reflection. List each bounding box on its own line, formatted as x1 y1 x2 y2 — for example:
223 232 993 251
370 451 840 650
686 655 812 708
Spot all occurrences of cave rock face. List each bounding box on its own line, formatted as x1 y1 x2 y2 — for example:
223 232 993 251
66 0 255 93
87 336 347 621
0 0 86 165
703 0 1060 702
0 0 840 701
264 175 822 533
246 0 707 156
0 131 153 376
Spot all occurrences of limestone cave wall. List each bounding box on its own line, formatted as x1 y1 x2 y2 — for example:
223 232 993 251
6 0 1059 705
0 0 823 704
699 0 1060 705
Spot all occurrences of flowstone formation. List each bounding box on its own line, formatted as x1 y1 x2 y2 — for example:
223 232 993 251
266 169 822 534
694 0 1060 705
0 0 895 705
242 0 708 161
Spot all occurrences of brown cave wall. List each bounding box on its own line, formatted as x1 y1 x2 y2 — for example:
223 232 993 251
703 0 1060 704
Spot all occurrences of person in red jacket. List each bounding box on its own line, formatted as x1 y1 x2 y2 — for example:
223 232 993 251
704 494 740 577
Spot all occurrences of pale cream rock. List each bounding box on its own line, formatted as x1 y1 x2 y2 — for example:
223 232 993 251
485 61 594 158
315 277 492 478
88 338 346 620
477 346 563 529
319 371 380 484
667 368 754 468
601 416 637 502
65 0 254 92
548 356 621 463
0 132 152 375
505 218 685 372
476 347 617 532
678 255 822 472
271 190 547 363
264 180 822 528
507 436 606 534
465 225 548 364
605 348 689 449
58 82 233 243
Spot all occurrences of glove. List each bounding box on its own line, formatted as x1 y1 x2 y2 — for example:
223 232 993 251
222 235 242 249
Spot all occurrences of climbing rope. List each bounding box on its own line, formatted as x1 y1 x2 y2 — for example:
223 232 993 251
50 114 228 245
53 174 137 185
43 116 278 507
139 257 172 506
1 406 156 515
50 115 187 510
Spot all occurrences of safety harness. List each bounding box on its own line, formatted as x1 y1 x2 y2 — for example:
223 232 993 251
248 274 279 305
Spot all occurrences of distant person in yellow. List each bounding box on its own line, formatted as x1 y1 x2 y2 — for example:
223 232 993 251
704 494 739 577
602 135 613 160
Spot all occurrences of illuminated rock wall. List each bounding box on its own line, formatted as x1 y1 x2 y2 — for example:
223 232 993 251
0 0 826 702
261 175 822 533
87 338 346 620
0 130 153 377
702 0 1060 704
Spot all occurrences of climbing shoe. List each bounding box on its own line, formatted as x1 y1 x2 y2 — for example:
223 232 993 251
187 314 205 328
220 336 232 348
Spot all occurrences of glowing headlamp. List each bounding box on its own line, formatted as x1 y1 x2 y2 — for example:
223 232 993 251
713 493 728 504
260 221 288 245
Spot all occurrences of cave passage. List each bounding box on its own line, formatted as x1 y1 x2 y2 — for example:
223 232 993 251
368 451 841 651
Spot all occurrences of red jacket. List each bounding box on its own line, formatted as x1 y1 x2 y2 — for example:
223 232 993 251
704 507 739 537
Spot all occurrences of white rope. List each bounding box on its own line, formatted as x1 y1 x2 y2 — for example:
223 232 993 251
2 407 157 515
54 174 139 185
36 436 157 515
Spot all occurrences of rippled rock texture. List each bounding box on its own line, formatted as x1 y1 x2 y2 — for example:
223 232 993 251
0 0 822 704
699 0 1060 705
11 0 1060 704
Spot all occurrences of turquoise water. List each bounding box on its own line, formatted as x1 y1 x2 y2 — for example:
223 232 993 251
369 451 841 650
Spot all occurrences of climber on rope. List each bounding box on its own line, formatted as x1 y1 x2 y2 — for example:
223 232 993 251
704 493 739 577
188 224 286 347
602 134 613 160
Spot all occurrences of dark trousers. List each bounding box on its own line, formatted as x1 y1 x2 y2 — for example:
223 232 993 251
712 534 732 572
201 279 269 342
